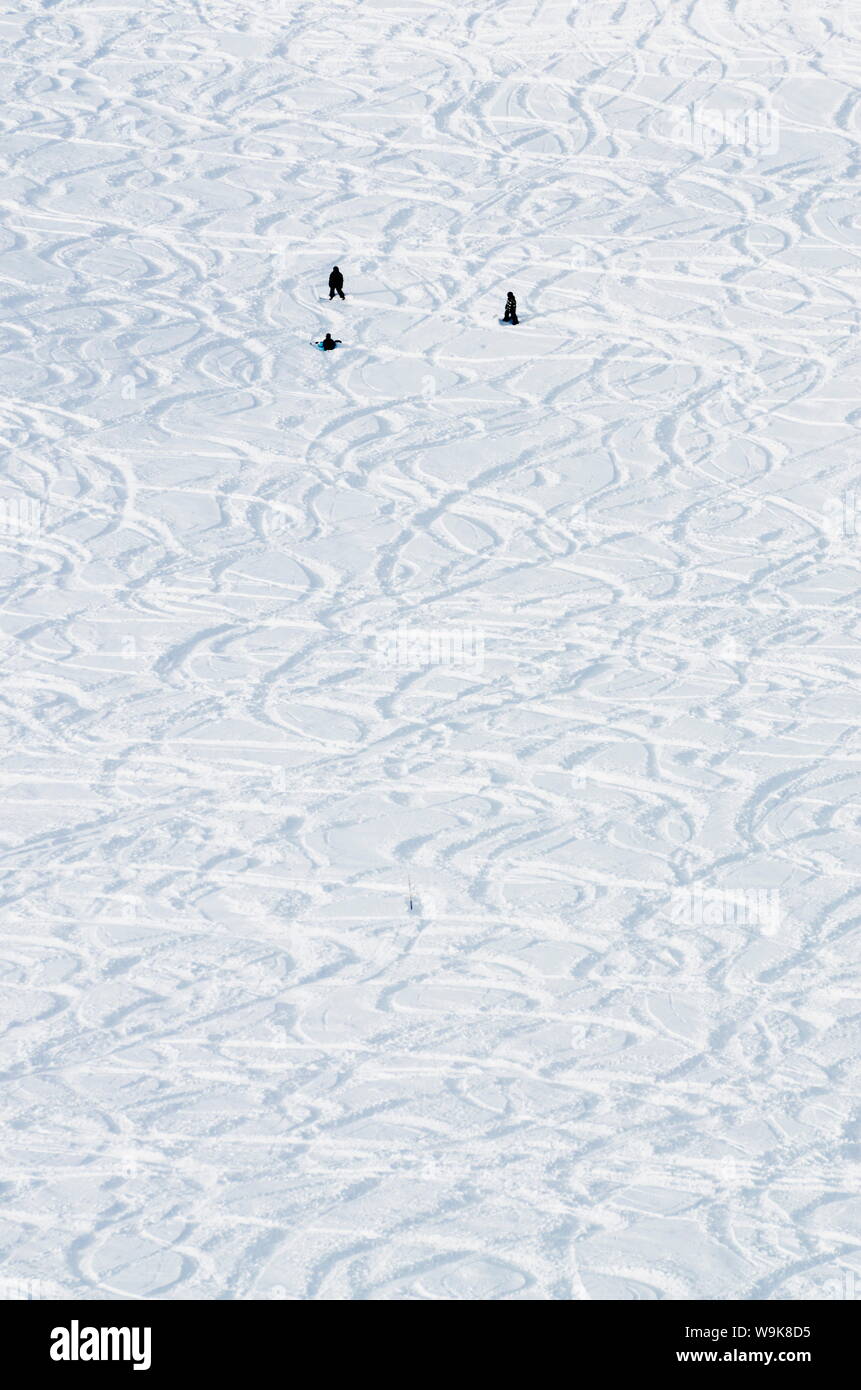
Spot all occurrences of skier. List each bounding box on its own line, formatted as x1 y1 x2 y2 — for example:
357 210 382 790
328 265 345 300
502 291 518 324
317 333 341 351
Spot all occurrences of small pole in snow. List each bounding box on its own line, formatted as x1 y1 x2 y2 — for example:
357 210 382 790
408 878 414 912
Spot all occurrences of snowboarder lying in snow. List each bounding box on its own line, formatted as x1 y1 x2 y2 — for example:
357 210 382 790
328 266 345 300
317 333 341 351
502 291 518 324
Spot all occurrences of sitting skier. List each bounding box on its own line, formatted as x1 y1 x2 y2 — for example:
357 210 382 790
317 333 341 351
328 265 345 300
502 291 518 324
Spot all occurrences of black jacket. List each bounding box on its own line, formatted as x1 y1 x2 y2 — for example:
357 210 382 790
329 267 344 290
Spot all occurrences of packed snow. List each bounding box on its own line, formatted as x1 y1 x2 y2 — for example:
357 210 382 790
0 0 860 1301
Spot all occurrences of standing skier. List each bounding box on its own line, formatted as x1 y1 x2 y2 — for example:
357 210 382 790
502 291 518 324
328 265 345 300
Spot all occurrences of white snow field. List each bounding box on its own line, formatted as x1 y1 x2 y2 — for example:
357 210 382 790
0 0 859 1303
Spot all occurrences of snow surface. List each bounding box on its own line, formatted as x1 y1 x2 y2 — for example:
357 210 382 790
1 0 860 1301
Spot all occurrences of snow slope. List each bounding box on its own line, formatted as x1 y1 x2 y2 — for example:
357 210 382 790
0 0 860 1300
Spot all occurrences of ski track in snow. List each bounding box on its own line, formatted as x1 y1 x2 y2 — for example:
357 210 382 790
0 0 860 1301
